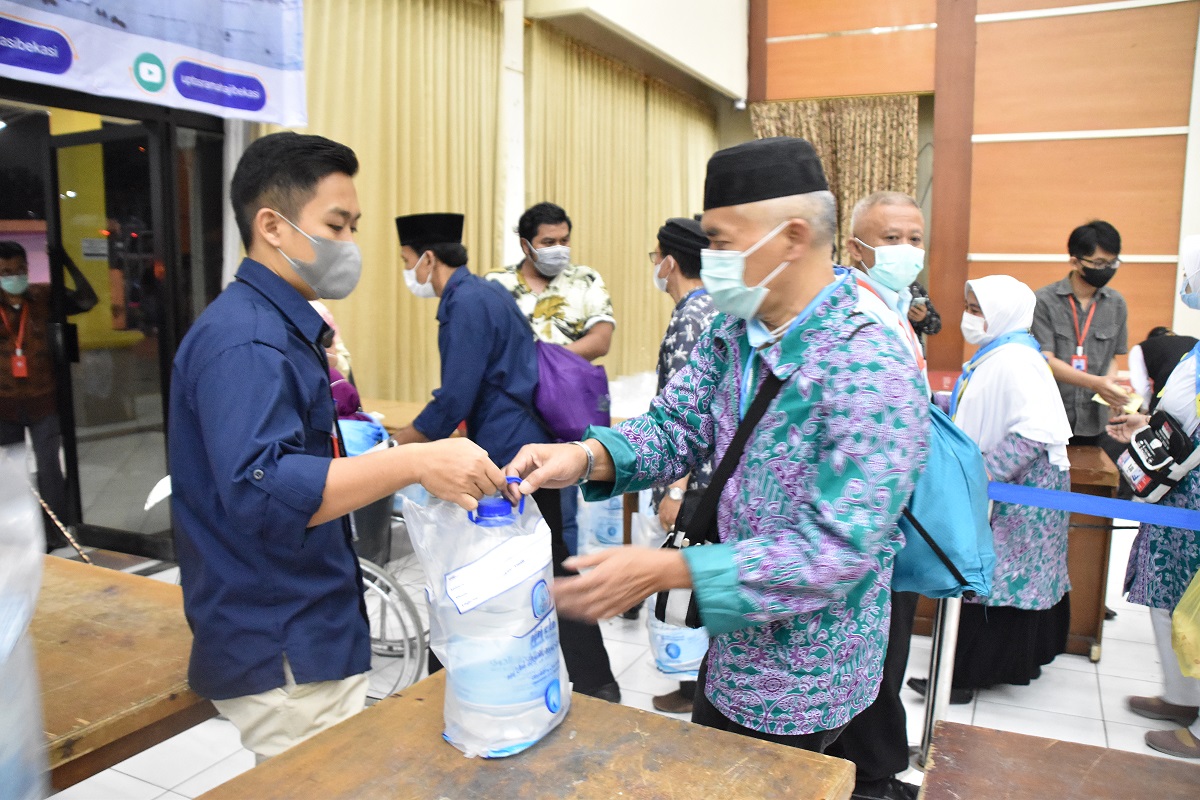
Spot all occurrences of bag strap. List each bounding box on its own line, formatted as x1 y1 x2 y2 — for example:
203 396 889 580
684 371 785 546
900 506 973 595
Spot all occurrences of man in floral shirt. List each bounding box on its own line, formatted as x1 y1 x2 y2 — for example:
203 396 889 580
504 137 929 753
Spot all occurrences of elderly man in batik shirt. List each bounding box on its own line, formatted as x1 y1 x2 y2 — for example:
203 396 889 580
504 137 929 754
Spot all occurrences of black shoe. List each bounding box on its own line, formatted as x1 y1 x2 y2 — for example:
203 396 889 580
1105 606 1118 621
851 777 920 800
621 605 640 620
580 681 621 703
906 677 974 705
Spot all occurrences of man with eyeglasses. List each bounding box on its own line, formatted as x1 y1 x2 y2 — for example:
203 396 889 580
1032 220 1130 448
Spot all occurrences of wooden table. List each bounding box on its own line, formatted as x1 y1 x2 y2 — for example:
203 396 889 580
33 557 215 790
198 671 854 800
357 396 428 436
920 721 1200 799
914 445 1118 661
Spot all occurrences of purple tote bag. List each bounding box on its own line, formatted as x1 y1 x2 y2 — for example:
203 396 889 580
533 341 611 441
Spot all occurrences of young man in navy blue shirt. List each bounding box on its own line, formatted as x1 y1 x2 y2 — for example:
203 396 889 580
169 133 506 759
392 213 619 702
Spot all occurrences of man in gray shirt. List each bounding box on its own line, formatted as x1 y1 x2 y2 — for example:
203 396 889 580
1031 220 1130 444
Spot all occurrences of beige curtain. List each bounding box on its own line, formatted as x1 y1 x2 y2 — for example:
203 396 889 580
750 96 919 263
526 23 718 376
264 0 503 402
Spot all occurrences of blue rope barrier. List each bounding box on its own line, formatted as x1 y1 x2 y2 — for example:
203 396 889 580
988 482 1200 532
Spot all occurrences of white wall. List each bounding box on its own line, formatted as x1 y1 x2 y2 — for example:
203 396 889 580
525 0 749 99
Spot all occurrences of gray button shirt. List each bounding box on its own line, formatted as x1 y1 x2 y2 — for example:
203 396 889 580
1031 275 1128 437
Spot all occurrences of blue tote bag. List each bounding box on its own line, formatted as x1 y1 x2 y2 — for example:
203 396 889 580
893 404 996 599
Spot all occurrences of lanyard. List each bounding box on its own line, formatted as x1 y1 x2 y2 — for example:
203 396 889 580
684 288 707 303
738 273 846 420
1069 295 1098 357
949 330 1045 419
0 303 27 354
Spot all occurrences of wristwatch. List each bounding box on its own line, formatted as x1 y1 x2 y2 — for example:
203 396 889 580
666 487 685 502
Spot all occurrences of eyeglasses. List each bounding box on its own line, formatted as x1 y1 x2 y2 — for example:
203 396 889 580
1077 255 1120 270
647 251 661 266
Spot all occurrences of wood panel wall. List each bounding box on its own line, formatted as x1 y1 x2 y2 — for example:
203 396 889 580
758 0 937 101
749 0 1199 370
969 1 1199 369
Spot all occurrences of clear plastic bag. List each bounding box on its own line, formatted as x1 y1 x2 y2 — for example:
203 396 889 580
0 444 49 799
403 492 570 758
576 494 624 555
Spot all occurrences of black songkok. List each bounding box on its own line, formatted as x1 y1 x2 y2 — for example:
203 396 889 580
395 213 464 250
657 217 707 259
703 137 829 210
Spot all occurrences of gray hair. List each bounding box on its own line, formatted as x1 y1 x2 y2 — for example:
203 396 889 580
740 190 838 247
850 191 920 237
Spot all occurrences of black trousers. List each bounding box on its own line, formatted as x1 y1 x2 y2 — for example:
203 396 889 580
824 590 919 783
691 655 845 752
428 486 616 694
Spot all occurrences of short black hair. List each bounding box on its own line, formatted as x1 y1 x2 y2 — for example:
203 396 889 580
1147 326 1173 339
518 202 571 243
0 241 27 262
659 243 701 279
231 132 358 250
413 243 468 268
1068 220 1121 259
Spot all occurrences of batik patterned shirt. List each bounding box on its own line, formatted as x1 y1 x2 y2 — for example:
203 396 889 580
485 263 615 346
652 290 719 508
584 275 929 735
974 432 1071 611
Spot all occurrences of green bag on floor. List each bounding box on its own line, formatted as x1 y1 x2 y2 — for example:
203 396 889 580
1174 568 1200 678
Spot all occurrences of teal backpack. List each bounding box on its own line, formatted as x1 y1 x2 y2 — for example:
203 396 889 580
893 404 996 598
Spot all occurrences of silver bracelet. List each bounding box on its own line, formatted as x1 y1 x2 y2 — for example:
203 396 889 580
570 440 594 485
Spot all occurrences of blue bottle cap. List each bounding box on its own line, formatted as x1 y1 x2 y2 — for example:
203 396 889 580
471 496 516 526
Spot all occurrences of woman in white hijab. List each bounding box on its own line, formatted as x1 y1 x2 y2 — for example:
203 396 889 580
1107 236 1200 759
915 275 1073 702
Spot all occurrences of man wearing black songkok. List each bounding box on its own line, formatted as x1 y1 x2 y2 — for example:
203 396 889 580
503 138 930 775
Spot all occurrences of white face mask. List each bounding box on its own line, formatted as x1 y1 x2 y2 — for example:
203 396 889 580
652 257 672 293
404 252 436 299
527 241 571 278
700 220 792 320
961 312 988 345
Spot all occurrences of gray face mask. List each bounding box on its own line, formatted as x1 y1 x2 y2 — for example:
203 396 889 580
276 214 363 299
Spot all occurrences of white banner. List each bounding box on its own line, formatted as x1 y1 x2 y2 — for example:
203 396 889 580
0 0 305 126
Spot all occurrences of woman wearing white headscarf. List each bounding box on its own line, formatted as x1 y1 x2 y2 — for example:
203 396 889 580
913 275 1073 702
1107 236 1200 759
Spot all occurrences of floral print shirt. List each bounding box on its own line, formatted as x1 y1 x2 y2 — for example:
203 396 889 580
584 275 929 735
485 264 615 346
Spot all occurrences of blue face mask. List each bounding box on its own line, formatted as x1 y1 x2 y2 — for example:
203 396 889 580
0 274 29 296
700 221 791 320
1181 274 1200 310
855 239 925 293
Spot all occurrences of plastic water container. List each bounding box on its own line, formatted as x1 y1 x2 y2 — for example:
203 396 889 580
647 616 709 680
405 487 570 758
576 494 624 554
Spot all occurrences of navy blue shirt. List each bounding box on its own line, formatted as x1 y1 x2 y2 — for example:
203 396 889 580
169 258 370 701
412 267 547 464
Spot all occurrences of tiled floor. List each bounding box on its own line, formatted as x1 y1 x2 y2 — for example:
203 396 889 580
48 524 1195 798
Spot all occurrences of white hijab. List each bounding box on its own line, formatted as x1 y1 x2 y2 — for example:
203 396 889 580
956 275 1072 469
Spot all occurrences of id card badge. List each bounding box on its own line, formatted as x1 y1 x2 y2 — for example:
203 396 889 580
1071 352 1088 372
11 352 27 378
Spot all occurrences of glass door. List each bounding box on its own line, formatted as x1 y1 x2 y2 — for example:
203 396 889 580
44 121 172 548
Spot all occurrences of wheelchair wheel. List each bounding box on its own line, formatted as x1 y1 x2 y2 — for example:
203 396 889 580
359 558 426 696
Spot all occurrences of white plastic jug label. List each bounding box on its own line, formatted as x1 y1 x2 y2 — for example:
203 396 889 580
445 534 551 614
448 610 563 711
